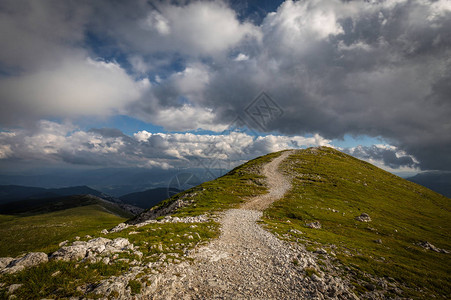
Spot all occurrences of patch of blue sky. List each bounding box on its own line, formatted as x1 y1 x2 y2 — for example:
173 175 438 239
78 115 165 136
331 134 385 149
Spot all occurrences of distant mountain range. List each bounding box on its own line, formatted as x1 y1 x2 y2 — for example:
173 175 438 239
407 172 451 198
0 184 181 216
0 194 134 217
0 185 118 205
0 167 209 196
119 187 180 209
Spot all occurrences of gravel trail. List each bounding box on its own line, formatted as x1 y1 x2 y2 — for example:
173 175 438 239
143 151 356 299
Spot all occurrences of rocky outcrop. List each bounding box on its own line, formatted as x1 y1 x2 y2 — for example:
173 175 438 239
128 192 198 225
51 244 88 262
417 241 449 254
0 257 14 269
106 214 209 233
1 252 48 274
50 237 132 262
0 236 137 276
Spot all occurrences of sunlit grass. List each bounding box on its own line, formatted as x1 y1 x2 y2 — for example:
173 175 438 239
262 147 450 299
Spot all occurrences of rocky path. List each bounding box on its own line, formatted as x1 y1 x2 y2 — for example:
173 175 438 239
143 151 356 299
241 150 292 211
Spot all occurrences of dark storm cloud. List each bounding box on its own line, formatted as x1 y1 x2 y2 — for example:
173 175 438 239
0 0 450 172
345 145 417 169
192 0 451 171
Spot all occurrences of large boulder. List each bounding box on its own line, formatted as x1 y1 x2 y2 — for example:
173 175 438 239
105 238 130 254
87 237 111 247
0 257 14 269
50 245 88 262
87 237 111 254
2 252 48 274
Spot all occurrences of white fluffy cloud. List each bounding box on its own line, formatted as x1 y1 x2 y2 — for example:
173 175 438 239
103 0 260 57
0 121 331 169
0 57 150 123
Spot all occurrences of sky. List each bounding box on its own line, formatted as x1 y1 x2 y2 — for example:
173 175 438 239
1 0 450 186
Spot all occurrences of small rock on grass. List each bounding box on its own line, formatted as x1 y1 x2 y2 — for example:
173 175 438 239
355 213 371 222
8 284 22 294
306 221 321 229
314 249 328 255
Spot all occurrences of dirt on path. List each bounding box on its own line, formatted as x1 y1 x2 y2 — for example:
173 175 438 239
143 151 356 299
241 150 292 211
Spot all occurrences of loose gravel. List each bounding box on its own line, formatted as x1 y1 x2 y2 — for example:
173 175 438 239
143 151 357 299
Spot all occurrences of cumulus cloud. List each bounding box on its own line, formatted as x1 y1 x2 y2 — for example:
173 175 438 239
0 57 150 124
0 0 450 172
0 121 331 170
344 145 419 170
0 0 150 125
90 0 260 57
191 0 451 171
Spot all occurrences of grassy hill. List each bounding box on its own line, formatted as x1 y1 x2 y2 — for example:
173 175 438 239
262 147 450 298
0 204 128 257
0 194 134 217
0 147 449 299
0 185 120 205
0 194 133 257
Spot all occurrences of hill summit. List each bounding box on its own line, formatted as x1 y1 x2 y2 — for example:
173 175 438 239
0 147 449 299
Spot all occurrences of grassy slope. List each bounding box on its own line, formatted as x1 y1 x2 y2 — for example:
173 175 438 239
131 151 282 219
5 148 448 299
0 194 133 217
262 147 450 299
0 152 281 299
0 205 127 257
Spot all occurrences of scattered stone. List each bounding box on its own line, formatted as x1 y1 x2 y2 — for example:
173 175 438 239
8 284 22 294
314 249 328 255
289 229 303 235
59 240 69 247
306 221 322 229
51 270 61 277
110 223 129 233
355 213 372 222
135 215 209 228
364 283 376 291
101 229 109 234
417 241 449 253
2 252 48 274
374 239 382 244
75 236 80 240
311 274 322 281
